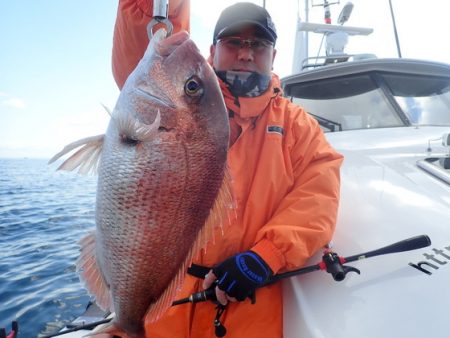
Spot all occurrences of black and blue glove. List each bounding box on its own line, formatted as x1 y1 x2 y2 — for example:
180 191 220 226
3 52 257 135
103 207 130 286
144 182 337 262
212 251 273 301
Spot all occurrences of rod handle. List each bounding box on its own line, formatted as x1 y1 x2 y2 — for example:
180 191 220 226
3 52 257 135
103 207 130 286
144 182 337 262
345 235 431 263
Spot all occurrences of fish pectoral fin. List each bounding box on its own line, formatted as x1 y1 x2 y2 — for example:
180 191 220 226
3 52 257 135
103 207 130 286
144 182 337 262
114 108 161 143
77 231 113 312
48 134 104 174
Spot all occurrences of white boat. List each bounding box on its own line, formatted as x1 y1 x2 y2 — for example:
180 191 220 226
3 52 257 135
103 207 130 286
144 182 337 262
44 1 450 337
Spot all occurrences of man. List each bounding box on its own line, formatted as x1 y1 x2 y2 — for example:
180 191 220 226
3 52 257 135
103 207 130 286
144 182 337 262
112 2 343 337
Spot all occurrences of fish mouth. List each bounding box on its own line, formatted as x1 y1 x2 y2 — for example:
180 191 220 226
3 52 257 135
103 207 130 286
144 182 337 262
136 88 176 110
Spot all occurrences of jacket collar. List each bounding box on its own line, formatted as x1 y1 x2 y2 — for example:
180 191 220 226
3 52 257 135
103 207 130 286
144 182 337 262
217 73 282 119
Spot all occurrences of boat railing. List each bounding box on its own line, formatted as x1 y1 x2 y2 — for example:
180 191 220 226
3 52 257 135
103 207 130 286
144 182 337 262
417 157 450 185
301 53 377 71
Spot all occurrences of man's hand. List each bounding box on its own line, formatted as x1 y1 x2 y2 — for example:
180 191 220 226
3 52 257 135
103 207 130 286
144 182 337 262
203 270 235 305
202 251 272 305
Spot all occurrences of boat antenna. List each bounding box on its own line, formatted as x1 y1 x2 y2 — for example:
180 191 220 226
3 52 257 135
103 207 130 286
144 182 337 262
388 0 402 57
337 2 353 25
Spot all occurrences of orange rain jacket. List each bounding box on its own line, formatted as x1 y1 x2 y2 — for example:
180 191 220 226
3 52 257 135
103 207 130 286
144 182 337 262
112 2 343 337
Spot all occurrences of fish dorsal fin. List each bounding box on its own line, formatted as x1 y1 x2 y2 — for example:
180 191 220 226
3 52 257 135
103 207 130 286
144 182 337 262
145 168 236 323
48 134 104 174
76 231 113 312
196 168 236 253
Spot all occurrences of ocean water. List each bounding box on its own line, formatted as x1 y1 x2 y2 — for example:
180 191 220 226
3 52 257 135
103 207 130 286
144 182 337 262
0 158 97 337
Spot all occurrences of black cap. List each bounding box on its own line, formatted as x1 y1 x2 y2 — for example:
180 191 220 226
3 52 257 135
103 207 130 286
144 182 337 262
213 2 277 45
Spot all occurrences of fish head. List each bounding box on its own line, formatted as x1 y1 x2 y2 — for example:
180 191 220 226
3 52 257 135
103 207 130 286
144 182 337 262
110 28 229 153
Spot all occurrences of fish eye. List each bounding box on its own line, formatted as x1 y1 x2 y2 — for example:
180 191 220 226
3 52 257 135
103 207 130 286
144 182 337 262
184 76 204 97
120 134 139 146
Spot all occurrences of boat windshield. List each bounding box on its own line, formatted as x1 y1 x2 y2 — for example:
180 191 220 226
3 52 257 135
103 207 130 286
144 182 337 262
289 72 450 132
384 73 450 126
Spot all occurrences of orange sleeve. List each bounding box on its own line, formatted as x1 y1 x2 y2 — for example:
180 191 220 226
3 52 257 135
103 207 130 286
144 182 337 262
252 105 343 274
112 0 190 89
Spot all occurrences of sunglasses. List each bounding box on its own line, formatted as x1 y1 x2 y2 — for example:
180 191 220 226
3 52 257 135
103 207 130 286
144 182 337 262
217 36 274 52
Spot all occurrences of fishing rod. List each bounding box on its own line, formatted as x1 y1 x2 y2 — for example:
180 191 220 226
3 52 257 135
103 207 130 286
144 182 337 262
172 234 431 305
173 234 431 337
40 235 431 337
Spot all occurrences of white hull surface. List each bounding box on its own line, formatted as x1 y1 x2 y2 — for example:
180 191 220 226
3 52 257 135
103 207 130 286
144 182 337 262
284 128 450 338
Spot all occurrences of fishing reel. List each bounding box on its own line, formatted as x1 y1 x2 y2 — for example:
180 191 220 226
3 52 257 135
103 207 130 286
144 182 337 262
319 250 360 281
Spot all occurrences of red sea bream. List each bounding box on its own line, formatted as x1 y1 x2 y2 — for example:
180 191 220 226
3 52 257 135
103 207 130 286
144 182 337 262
50 29 231 337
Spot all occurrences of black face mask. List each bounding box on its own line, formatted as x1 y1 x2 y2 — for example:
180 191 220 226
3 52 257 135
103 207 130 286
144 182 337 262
215 70 271 98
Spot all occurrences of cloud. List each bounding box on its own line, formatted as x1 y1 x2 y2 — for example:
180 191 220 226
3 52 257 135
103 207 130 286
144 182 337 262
0 91 26 109
1 97 26 109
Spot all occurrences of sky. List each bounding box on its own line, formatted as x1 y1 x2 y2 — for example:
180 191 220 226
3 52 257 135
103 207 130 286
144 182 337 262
1 0 449 159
